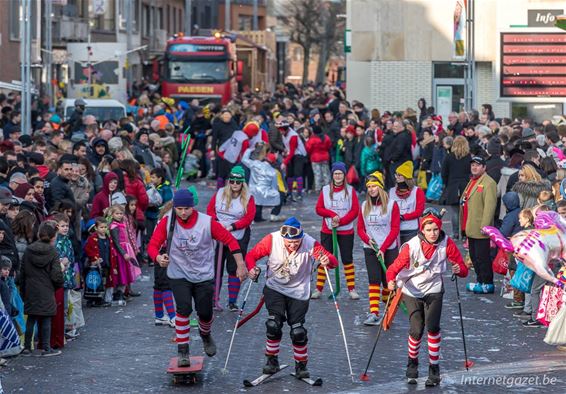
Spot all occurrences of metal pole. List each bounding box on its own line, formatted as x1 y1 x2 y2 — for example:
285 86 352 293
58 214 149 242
225 0 230 31
20 0 25 132
185 0 192 35
46 0 53 109
126 0 132 97
465 0 475 111
20 0 32 135
26 0 32 132
470 0 476 110
252 0 258 30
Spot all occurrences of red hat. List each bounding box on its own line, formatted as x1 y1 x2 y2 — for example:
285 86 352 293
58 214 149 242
345 125 355 135
243 121 260 138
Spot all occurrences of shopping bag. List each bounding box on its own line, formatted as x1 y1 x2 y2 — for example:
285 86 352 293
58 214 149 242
536 285 564 326
66 289 85 330
417 170 428 190
346 165 360 185
509 261 535 293
544 306 566 345
0 308 20 357
425 173 443 201
492 248 509 275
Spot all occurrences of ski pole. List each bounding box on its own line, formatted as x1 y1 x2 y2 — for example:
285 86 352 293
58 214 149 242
214 244 224 311
324 265 354 382
221 268 261 374
328 227 341 299
452 274 474 370
360 291 394 381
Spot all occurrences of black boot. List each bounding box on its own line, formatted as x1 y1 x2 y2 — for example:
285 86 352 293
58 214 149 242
262 355 280 374
201 334 217 357
425 364 441 387
406 357 418 384
177 344 190 367
294 361 310 379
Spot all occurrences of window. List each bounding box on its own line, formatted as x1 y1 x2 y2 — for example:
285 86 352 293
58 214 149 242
9 0 39 41
238 15 253 30
118 0 139 32
293 47 302 62
204 6 212 29
168 61 229 82
433 63 465 79
166 5 170 34
157 7 163 30
92 0 116 31
142 4 150 36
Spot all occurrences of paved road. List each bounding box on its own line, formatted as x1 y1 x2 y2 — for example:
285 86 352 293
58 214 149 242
2 181 565 393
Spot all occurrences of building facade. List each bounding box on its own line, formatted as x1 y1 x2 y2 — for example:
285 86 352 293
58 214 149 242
346 0 566 122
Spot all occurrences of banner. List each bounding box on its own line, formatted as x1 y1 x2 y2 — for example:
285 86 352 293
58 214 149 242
453 0 467 59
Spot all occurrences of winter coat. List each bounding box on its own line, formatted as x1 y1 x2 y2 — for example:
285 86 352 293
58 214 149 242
123 173 149 222
360 145 381 176
419 140 434 172
91 172 119 219
267 124 286 153
47 175 76 211
241 148 280 207
305 134 331 163
353 137 364 170
132 140 156 169
379 131 395 164
440 153 471 205
343 138 357 168
146 181 173 221
506 161 547 193
499 192 521 238
87 138 109 167
69 175 92 210
459 173 497 239
20 240 64 316
212 118 239 150
431 146 447 174
511 180 552 210
0 216 19 274
388 130 413 168
486 156 505 184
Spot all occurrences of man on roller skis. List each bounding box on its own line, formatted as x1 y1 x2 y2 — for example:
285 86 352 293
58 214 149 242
148 189 248 367
246 217 338 379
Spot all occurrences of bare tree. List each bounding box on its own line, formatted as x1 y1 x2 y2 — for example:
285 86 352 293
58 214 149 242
315 1 345 85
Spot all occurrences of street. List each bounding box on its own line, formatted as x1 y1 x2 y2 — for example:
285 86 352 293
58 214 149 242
2 181 565 394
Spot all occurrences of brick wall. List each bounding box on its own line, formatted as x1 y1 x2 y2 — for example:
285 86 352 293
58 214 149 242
368 61 432 112
476 61 510 119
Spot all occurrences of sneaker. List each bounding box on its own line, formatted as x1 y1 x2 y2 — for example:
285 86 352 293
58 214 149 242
466 282 478 292
201 334 217 357
310 290 322 299
263 355 280 374
168 317 176 328
228 303 239 312
513 311 531 320
20 348 33 357
425 364 441 387
406 357 419 384
177 344 190 367
270 214 284 222
470 283 494 294
155 316 171 326
39 349 62 357
65 329 79 339
294 360 310 379
504 301 525 309
502 291 514 300
128 290 141 297
349 290 360 300
363 313 382 326
557 345 566 351
522 319 544 327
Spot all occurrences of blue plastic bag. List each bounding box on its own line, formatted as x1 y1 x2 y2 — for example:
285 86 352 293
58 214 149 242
8 278 25 334
510 261 535 293
425 173 443 201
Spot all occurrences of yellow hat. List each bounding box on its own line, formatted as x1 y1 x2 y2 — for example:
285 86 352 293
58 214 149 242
366 171 384 189
396 161 414 179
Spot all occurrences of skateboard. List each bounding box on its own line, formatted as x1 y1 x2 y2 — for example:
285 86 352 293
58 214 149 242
167 356 204 384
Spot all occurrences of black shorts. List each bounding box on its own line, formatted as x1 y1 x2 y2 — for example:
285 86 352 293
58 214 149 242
287 155 307 178
263 286 309 326
321 232 354 263
403 292 444 340
364 247 399 286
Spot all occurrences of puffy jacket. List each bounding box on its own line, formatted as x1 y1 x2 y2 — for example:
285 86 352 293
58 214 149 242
305 134 331 163
123 173 149 221
91 172 118 219
499 192 521 237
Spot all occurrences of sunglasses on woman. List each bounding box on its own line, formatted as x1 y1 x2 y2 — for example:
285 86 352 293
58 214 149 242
280 225 301 237
229 180 242 185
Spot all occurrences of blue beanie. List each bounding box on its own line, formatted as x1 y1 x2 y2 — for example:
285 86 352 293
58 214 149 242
281 216 304 239
173 189 195 208
331 161 347 175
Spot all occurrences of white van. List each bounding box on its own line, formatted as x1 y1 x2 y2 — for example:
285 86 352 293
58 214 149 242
58 99 127 122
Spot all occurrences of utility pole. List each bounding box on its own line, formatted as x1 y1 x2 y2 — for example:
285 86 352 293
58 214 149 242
45 0 53 109
126 0 132 97
465 0 476 111
225 0 230 31
252 0 258 30
20 0 32 134
185 0 192 35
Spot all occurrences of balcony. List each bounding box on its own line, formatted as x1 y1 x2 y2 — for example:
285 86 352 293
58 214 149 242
52 17 89 43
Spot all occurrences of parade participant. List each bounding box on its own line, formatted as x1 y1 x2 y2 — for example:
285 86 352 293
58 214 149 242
207 165 256 311
246 217 338 379
217 121 259 170
389 160 425 245
277 117 308 201
386 208 468 386
148 189 247 367
357 171 400 325
312 161 360 300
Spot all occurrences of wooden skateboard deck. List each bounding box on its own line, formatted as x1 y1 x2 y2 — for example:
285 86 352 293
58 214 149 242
167 356 204 384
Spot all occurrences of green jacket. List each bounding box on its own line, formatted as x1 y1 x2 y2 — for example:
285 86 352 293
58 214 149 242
360 145 381 177
459 173 497 239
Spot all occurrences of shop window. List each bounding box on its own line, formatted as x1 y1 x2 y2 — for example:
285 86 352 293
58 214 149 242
434 63 465 79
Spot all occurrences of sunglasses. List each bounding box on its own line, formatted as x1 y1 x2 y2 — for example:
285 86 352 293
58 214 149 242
229 180 242 185
280 225 302 238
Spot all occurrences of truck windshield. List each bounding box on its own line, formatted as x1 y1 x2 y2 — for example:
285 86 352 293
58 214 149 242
65 107 126 122
168 61 229 83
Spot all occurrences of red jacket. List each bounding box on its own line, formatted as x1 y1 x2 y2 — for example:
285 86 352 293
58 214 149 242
386 235 468 283
147 211 241 262
90 172 117 219
123 174 149 221
305 134 331 163
245 233 338 270
315 185 359 235
84 233 118 288
206 193 256 231
357 201 400 253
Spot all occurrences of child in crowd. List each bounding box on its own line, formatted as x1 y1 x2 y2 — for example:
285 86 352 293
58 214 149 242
511 209 535 321
0 257 13 317
125 195 141 263
84 217 114 305
557 199 566 221
537 190 556 211
20 221 65 356
360 136 381 178
146 168 173 246
499 192 521 302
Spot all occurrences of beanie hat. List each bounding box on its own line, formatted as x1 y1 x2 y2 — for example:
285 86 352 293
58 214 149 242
487 138 502 156
522 127 535 139
396 161 414 179
229 165 246 182
13 182 32 200
173 189 195 208
0 256 12 271
365 171 384 189
331 161 347 175
281 216 304 240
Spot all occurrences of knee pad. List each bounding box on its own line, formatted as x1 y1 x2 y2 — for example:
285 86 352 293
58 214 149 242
289 323 308 345
265 316 282 340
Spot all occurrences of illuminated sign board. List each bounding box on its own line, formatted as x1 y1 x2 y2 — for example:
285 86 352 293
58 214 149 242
500 33 566 98
168 44 226 53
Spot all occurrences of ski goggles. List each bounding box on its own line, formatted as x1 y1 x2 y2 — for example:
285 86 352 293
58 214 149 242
280 225 303 239
421 207 443 219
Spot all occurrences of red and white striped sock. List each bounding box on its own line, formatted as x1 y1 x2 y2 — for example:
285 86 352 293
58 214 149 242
175 313 190 344
428 331 441 364
265 339 280 356
293 343 308 362
408 335 421 359
198 318 213 336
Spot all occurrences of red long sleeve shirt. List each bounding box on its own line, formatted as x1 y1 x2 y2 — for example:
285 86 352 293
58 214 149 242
147 211 241 262
398 187 426 221
283 135 298 166
206 193 256 231
315 185 360 235
386 236 468 283
357 201 401 253
245 233 338 270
